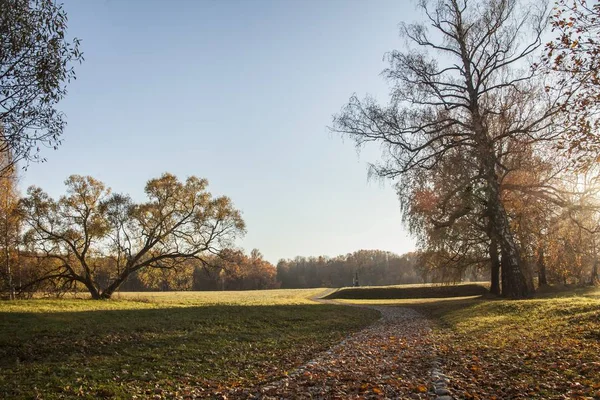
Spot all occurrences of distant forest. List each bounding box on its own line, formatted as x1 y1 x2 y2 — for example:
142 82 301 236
11 247 470 295
277 250 422 288
126 249 485 292
109 249 437 292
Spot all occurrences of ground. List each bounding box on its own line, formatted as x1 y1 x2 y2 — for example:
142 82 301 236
1 285 600 399
0 289 378 399
337 284 600 399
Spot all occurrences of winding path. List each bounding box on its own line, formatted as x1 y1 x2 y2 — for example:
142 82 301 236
224 294 453 399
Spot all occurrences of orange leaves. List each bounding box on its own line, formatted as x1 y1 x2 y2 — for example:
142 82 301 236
358 382 384 395
416 384 429 393
372 386 384 395
468 364 481 373
412 189 438 213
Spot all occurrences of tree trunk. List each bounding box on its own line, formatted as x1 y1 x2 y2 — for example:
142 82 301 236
4 244 14 300
489 234 501 295
2 189 15 300
469 106 530 298
99 270 131 299
82 278 101 299
591 259 599 286
478 134 531 298
89 287 101 299
7 261 14 300
537 248 548 286
486 175 530 298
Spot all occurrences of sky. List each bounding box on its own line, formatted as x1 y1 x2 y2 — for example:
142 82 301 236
20 0 421 264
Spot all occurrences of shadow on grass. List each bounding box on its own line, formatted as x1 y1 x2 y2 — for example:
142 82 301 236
0 303 379 399
0 303 376 366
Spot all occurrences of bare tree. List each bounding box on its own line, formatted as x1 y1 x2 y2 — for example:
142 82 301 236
331 0 569 298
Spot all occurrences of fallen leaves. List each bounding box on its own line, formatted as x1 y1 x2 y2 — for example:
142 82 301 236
416 384 429 393
425 296 600 399
220 306 436 399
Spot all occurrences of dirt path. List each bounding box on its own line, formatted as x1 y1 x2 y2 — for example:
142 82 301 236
224 295 445 399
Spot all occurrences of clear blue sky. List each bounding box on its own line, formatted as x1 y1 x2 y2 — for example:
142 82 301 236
20 0 419 263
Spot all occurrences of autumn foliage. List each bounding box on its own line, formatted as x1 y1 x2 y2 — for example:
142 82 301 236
545 0 600 164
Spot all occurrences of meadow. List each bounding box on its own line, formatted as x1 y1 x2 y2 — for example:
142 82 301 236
2 285 600 399
0 289 378 399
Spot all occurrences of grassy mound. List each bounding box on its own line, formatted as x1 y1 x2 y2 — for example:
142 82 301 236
324 283 490 300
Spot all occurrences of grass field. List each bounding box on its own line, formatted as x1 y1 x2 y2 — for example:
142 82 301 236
3 285 600 399
0 289 379 399
339 285 600 399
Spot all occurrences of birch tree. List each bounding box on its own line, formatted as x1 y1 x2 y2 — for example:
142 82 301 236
332 0 566 298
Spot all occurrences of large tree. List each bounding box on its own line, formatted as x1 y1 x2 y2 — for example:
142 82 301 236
0 0 83 175
332 0 566 298
20 173 245 299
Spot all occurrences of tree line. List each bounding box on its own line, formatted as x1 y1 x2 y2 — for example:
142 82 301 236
277 250 429 289
0 160 432 297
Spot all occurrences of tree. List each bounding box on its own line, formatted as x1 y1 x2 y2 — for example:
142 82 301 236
400 145 495 287
20 173 245 299
0 0 83 175
332 0 566 298
137 259 195 291
545 170 600 285
0 149 20 299
190 249 278 291
544 0 600 161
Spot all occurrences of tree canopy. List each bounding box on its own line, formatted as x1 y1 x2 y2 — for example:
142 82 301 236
332 0 571 298
0 0 83 175
20 173 246 299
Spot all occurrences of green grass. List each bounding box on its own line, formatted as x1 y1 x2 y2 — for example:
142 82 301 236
5 285 599 399
342 285 600 399
0 289 379 399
